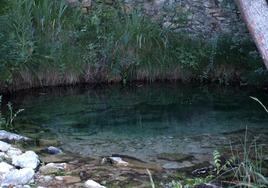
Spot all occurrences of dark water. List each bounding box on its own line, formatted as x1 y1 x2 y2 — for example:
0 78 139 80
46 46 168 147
4 84 268 162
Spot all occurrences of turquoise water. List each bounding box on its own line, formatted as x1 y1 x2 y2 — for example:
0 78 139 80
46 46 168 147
6 84 268 161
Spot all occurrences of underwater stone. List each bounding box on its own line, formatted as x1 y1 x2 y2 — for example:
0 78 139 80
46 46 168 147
109 157 128 166
40 163 67 175
12 151 39 169
43 146 62 155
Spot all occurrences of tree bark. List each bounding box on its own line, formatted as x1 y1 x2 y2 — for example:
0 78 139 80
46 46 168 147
235 0 268 69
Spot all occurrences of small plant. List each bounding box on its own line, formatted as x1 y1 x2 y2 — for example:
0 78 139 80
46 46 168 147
0 96 24 130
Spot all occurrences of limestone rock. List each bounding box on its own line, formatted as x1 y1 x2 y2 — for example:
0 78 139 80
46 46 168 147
0 141 11 152
0 130 30 142
1 168 35 187
12 151 39 169
0 162 14 174
84 179 106 188
7 147 22 158
0 152 9 161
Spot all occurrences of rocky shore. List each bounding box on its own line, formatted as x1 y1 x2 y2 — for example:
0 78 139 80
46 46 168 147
1 129 267 188
0 130 106 188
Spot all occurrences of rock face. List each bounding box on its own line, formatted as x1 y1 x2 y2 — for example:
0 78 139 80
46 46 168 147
0 130 30 142
1 168 35 187
84 179 106 188
12 151 40 169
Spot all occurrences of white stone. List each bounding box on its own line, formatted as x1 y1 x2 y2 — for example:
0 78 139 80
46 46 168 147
0 162 14 174
0 130 30 141
109 157 129 166
1 168 35 187
84 179 106 188
0 152 9 160
0 141 11 152
12 151 39 169
7 147 22 158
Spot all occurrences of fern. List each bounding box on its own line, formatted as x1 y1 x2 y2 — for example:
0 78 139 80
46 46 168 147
213 150 221 174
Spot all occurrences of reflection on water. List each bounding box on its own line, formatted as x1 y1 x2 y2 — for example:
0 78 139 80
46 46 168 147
5 84 268 161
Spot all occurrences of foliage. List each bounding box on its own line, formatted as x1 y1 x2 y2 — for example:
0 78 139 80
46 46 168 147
0 0 266 88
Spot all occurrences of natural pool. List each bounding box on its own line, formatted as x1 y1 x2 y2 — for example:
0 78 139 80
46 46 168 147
5 84 268 167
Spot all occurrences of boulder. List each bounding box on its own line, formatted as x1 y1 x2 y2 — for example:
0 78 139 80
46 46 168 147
12 151 39 169
1 168 35 187
0 152 9 161
0 130 30 142
7 147 22 158
84 179 106 188
0 141 11 152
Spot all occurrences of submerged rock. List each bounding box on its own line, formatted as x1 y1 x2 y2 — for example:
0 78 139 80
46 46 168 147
12 151 39 169
0 141 11 152
40 163 67 175
55 176 81 184
43 146 62 155
38 139 60 147
163 161 194 170
84 179 106 188
0 130 30 142
157 152 194 162
1 168 35 187
109 157 128 166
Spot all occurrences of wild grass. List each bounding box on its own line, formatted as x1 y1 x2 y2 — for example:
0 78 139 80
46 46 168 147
0 0 267 90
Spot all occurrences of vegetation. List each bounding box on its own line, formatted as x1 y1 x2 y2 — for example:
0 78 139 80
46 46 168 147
0 96 24 130
0 0 267 90
148 132 268 188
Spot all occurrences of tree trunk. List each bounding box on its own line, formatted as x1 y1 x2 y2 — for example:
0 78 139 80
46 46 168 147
235 0 268 69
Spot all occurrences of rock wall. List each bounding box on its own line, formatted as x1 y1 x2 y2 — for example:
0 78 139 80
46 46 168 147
124 0 248 38
67 0 248 38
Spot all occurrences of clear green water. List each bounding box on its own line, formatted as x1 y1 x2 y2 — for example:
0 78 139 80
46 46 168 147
6 84 268 162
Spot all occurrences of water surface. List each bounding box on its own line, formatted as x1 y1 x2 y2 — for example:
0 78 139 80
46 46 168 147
6 84 268 162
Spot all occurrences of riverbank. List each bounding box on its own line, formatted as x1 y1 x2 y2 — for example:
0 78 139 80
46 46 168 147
1 0 268 92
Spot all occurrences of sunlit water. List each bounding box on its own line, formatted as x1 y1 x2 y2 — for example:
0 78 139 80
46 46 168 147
5 84 268 162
